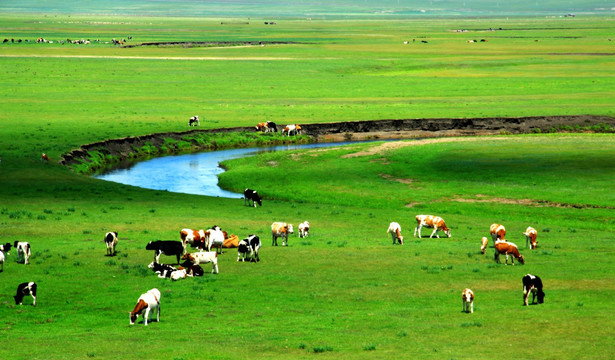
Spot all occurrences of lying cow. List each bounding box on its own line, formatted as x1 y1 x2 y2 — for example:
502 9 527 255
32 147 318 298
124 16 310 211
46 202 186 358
181 251 219 274
14 241 31 264
244 188 262 207
148 261 176 274
185 264 204 277
414 215 451 238
237 235 261 262
129 288 160 326
523 227 538 249
272 222 293 246
15 282 37 306
157 267 188 281
387 222 404 245
145 241 183 264
462 288 474 313
494 240 525 265
522 274 545 306
104 231 118 256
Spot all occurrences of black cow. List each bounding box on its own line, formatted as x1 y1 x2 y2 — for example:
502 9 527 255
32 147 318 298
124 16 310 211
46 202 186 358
186 264 204 276
0 242 12 253
15 282 37 306
244 188 262 207
522 274 545 306
266 121 278 132
237 234 261 262
145 241 183 264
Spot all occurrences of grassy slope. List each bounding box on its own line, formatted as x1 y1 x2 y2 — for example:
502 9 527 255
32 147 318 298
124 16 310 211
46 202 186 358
0 15 614 359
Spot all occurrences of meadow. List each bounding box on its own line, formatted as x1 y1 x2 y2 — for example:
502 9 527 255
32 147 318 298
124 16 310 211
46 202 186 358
0 13 614 359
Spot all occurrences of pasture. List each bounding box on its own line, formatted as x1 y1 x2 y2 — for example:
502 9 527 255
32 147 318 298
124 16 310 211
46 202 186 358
0 13 614 359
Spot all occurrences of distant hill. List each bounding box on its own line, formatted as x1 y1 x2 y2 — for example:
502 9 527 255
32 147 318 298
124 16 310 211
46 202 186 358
1 0 612 17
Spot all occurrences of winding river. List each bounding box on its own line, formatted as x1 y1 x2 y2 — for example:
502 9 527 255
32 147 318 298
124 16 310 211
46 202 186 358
94 141 364 198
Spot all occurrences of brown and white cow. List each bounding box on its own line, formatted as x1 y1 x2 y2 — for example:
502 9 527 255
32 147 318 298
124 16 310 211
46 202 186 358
272 222 293 246
414 215 451 238
41 153 50 163
523 227 538 249
104 231 118 256
129 288 160 326
181 251 219 274
480 236 489 254
256 122 269 132
180 228 206 254
462 288 474 313
490 223 506 245
282 124 302 136
494 240 525 265
298 221 310 238
387 222 404 245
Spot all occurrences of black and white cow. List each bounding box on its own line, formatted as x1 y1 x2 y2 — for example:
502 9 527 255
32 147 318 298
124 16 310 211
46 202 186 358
148 261 176 274
522 274 545 306
145 241 183 264
14 241 31 264
266 121 278 132
189 115 200 126
14 282 37 306
104 231 118 256
237 234 261 262
244 188 262 207
0 242 11 254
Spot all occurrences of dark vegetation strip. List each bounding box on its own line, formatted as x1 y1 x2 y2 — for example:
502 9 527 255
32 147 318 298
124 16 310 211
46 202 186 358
122 41 302 48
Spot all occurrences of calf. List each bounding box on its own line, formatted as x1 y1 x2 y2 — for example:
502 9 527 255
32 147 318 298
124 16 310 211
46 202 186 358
522 274 545 306
480 236 489 254
462 288 474 313
14 282 37 306
413 215 451 238
180 228 206 254
181 252 219 274
494 240 525 265
104 231 118 256
271 222 293 246
387 222 404 245
298 221 310 239
490 223 506 245
244 188 262 207
237 234 261 262
185 264 204 277
145 241 183 264
523 227 538 249
129 288 160 326
14 241 31 264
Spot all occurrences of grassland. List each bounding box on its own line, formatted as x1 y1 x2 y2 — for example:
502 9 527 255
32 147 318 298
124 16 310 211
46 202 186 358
0 13 614 359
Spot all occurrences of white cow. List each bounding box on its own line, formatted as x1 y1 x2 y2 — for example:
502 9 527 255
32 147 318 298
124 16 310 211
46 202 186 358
205 228 225 254
0 250 5 272
298 221 310 238
129 288 161 326
14 241 31 264
387 222 404 245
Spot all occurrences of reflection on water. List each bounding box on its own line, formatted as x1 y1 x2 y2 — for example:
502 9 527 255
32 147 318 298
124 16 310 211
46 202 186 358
94 141 367 198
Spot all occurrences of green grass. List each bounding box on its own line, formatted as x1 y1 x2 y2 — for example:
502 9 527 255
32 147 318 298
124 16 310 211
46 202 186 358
0 14 614 359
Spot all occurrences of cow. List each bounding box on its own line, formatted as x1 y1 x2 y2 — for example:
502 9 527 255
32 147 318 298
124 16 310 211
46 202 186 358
148 261 176 274
387 222 404 245
244 188 262 207
15 282 37 306
462 288 474 313
158 267 188 281
104 231 118 256
180 228 206 254
480 236 489 254
523 227 538 249
185 264 204 277
272 222 293 246
0 250 5 272
282 124 302 136
522 274 545 306
14 241 31 264
237 234 261 262
205 228 225 254
145 241 183 264
0 242 11 254
41 153 50 163
490 223 506 246
129 288 160 326
413 215 451 238
256 122 269 132
298 221 310 239
181 251 219 274
494 240 525 265
189 115 200 126
266 121 278 132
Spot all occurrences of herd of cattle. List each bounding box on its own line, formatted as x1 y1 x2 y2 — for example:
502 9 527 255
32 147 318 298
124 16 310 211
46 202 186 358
2 201 544 324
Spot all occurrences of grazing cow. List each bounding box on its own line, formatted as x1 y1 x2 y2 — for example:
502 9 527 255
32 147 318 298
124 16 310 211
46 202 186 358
0 250 5 272
462 288 474 313
104 231 118 256
522 274 545 306
523 227 538 249
490 223 506 245
413 215 451 238
256 122 269 132
282 124 302 136
41 153 49 163
237 234 261 262
181 251 219 274
266 121 278 132
271 222 293 246
205 228 225 254
480 236 489 254
145 241 183 264
298 221 310 238
244 188 262 207
129 288 160 326
180 228 206 254
15 282 37 306
189 115 200 126
14 241 31 264
387 222 404 245
494 240 525 265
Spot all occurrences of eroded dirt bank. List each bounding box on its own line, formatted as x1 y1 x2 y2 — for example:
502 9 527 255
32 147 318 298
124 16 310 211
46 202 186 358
60 115 615 167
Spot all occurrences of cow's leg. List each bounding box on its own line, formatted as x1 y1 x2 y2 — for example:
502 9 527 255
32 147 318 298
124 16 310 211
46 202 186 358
154 250 160 264
470 301 473 313
430 228 438 238
272 235 277 246
176 253 181 264
523 286 530 306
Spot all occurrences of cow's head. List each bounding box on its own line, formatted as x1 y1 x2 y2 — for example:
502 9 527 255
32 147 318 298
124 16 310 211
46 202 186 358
287 224 294 234
530 239 537 249
398 235 404 245
14 295 21 305
145 241 155 250
518 255 525 265
129 312 137 325
537 290 545 304
1 242 11 254
181 253 194 262
444 228 452 238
